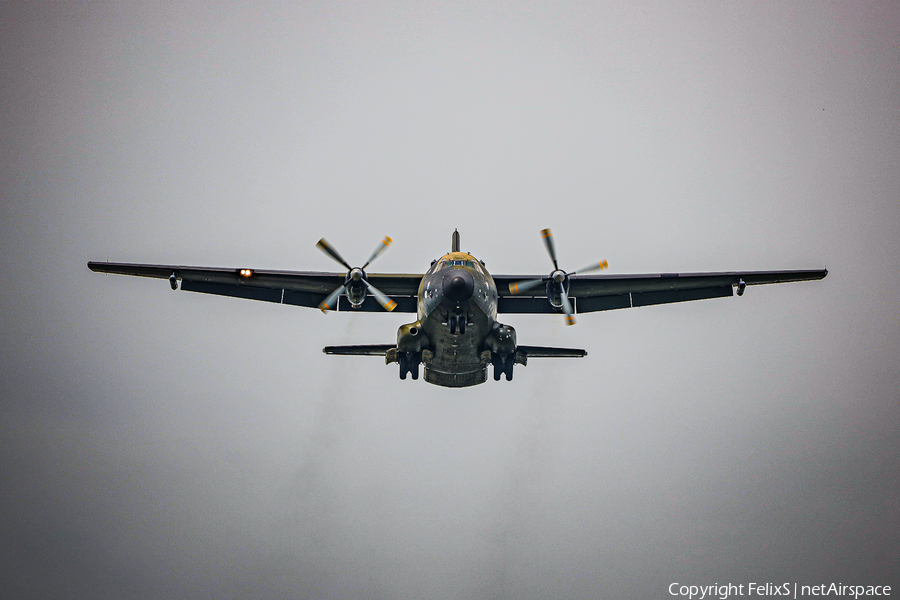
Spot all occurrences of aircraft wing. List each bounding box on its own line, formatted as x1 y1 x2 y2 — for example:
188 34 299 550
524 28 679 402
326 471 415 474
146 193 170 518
87 261 422 312
516 345 587 358
494 269 827 314
319 345 588 357
323 344 397 356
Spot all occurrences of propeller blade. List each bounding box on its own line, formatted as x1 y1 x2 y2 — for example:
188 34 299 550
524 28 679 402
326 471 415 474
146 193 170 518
570 259 609 276
541 228 559 270
362 236 392 270
560 282 576 326
508 278 545 294
364 280 397 312
316 238 352 270
318 283 347 313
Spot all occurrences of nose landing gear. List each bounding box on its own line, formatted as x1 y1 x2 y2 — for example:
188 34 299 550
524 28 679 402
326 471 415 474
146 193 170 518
448 314 467 335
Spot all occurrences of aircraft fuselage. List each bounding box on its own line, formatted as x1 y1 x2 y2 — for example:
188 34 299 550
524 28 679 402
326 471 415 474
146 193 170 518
388 230 522 387
403 251 503 386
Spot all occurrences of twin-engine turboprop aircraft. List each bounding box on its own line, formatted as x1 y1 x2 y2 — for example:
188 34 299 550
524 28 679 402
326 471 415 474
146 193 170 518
88 229 827 388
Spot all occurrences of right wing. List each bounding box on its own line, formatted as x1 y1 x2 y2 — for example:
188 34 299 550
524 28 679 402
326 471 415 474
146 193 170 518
494 268 827 314
87 261 422 312
323 344 396 356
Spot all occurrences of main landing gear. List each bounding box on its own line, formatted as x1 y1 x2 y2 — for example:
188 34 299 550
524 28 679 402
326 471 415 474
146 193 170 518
398 351 421 380
492 354 515 381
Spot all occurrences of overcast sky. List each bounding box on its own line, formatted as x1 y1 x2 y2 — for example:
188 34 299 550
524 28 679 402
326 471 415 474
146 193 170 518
1 1 898 598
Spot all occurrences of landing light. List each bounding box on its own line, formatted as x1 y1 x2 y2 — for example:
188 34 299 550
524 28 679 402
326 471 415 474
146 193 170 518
239 269 253 277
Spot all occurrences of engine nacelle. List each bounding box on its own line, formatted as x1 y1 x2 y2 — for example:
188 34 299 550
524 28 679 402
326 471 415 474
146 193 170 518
397 321 429 354
340 267 369 308
546 276 569 309
345 281 367 308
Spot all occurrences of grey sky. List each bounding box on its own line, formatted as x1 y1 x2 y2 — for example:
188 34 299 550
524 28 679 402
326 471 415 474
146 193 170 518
1 1 898 598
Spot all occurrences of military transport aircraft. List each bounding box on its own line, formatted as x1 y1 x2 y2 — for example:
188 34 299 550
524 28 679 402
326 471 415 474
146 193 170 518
88 229 826 387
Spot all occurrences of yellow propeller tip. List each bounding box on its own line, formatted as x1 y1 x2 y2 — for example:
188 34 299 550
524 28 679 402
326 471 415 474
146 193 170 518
384 236 392 245
385 301 397 311
565 316 576 326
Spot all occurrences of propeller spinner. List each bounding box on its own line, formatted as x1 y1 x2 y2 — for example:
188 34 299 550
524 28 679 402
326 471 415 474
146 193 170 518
316 236 397 312
508 228 608 325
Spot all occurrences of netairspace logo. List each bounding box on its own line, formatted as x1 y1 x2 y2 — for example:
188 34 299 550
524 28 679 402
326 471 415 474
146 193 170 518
668 582 892 600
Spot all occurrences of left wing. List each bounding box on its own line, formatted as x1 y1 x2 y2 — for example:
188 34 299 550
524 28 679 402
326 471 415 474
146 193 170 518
87 261 422 312
495 269 827 314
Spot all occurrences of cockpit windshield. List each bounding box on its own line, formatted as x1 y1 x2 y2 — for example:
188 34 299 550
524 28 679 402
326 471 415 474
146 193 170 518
430 255 484 274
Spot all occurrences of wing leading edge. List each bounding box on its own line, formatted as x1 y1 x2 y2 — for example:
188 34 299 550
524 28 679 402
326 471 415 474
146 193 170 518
87 261 422 312
495 268 827 314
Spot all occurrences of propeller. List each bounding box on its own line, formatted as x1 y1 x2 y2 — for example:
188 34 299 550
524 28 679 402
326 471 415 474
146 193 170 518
316 236 397 312
508 228 608 325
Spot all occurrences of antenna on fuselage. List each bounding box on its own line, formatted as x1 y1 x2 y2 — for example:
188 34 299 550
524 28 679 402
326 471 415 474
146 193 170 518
452 229 460 252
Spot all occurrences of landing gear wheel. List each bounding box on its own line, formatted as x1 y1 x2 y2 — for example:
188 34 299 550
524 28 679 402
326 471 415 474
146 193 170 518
399 352 408 380
504 355 514 381
493 354 507 381
409 352 419 380
448 315 465 335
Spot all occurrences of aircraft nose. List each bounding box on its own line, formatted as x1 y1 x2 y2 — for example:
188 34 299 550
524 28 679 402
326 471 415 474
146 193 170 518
443 268 474 302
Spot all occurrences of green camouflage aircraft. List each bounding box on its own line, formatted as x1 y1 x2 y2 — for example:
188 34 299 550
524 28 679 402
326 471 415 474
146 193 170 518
88 229 826 387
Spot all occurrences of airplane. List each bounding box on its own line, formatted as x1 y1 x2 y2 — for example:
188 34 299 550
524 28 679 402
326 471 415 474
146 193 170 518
88 229 827 388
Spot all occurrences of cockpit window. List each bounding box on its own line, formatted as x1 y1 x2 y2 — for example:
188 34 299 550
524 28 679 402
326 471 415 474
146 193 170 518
446 259 471 267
